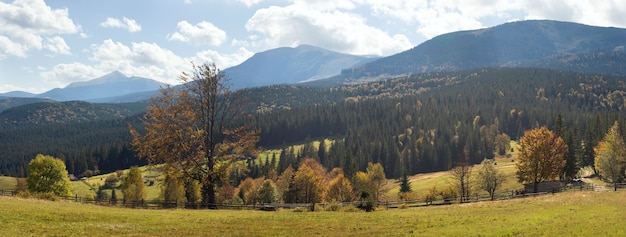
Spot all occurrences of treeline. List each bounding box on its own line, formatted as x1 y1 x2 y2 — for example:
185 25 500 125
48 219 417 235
0 116 146 177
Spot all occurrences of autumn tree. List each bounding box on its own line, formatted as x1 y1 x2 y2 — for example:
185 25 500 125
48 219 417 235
293 158 327 209
237 177 263 205
27 154 72 197
353 162 387 203
121 166 147 205
516 126 567 193
161 165 187 205
130 63 259 207
326 168 355 202
594 122 626 191
276 166 295 203
476 159 506 201
257 179 279 204
451 159 472 203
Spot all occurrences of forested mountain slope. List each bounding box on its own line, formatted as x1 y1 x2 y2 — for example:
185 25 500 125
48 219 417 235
1 68 626 179
340 20 626 81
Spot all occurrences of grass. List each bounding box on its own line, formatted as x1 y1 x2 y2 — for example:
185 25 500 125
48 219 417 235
71 165 163 199
0 176 17 190
0 191 624 236
384 156 523 200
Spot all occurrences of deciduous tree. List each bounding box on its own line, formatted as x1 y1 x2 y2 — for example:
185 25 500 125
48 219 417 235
516 126 567 193
26 154 72 197
293 158 327 207
594 122 626 191
161 165 186 204
477 159 506 200
326 169 355 202
451 159 472 203
130 63 259 206
121 166 147 204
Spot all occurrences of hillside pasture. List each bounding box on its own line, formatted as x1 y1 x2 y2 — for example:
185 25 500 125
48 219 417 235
0 191 624 236
0 176 17 191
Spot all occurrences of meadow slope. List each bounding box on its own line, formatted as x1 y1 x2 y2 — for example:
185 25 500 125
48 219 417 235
1 191 624 236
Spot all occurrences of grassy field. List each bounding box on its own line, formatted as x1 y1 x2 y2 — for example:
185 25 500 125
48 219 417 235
71 165 163 199
384 157 523 200
0 176 17 191
0 191 624 236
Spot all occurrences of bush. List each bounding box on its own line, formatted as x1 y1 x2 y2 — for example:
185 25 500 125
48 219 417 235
357 201 374 212
292 207 308 212
324 200 342 211
306 203 324 212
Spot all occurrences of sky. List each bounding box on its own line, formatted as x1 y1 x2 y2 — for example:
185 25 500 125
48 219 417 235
1 0 626 93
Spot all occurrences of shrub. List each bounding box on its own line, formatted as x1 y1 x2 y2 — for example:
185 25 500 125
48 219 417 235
357 201 374 212
292 207 308 212
324 200 342 211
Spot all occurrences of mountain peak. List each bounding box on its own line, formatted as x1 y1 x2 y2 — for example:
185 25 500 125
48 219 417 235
66 71 129 88
223 45 378 89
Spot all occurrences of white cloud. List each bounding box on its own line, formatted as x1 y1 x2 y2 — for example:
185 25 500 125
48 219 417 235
0 35 28 58
44 36 71 55
0 0 80 58
40 39 252 87
246 5 412 56
520 0 626 27
238 0 265 8
99 17 142 33
167 21 227 46
193 47 254 69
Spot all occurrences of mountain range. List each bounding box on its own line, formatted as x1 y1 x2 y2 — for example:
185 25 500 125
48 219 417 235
2 20 626 104
0 71 164 103
223 44 377 89
338 20 626 81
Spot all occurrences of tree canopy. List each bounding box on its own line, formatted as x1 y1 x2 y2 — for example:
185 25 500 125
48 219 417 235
26 154 72 197
477 159 506 200
594 121 626 190
516 126 567 193
121 166 147 203
130 63 259 206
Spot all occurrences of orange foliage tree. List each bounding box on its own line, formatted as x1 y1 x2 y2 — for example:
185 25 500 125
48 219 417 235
130 63 259 206
516 126 567 193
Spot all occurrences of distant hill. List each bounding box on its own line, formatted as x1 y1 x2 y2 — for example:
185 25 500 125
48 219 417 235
223 44 377 89
0 71 164 102
0 100 148 128
0 97 53 113
340 20 626 81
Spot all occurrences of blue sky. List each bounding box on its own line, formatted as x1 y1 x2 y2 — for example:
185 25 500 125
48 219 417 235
1 0 626 93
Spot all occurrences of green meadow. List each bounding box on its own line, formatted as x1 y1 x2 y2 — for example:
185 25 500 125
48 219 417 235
1 191 624 236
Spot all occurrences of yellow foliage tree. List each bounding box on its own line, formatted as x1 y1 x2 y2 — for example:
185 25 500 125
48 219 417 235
594 122 626 191
121 166 147 205
27 154 72 197
293 158 327 207
516 126 567 193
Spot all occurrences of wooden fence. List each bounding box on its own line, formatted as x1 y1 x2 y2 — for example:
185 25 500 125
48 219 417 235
0 182 614 211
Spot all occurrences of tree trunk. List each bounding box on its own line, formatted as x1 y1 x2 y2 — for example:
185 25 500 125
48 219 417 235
204 183 216 209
